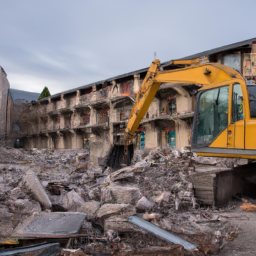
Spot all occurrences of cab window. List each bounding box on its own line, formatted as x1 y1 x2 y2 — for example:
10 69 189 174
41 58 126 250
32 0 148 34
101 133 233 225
195 86 229 146
232 83 243 122
246 83 256 118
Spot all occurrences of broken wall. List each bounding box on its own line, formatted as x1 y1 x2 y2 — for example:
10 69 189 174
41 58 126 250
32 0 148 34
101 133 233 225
0 66 10 146
145 98 160 119
175 119 192 150
90 130 111 166
144 123 160 149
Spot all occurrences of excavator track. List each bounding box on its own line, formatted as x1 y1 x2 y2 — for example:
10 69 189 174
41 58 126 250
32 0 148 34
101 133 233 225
192 161 256 207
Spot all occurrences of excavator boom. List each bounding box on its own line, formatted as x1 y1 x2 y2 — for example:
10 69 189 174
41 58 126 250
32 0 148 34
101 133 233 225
126 59 243 138
108 58 256 169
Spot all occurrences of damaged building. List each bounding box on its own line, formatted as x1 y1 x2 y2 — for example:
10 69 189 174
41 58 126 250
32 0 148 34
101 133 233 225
1 37 256 165
2 38 256 256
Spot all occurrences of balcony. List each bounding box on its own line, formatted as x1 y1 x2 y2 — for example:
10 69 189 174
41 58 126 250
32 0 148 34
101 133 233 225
46 103 55 113
38 105 46 115
76 94 90 108
56 100 67 110
68 97 77 109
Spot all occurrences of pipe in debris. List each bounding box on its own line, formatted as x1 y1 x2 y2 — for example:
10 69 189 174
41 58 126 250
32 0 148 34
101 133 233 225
128 216 197 251
0 242 60 256
23 170 52 209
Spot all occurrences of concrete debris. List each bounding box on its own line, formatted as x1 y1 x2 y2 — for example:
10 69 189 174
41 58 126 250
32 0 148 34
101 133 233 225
79 200 100 220
153 191 171 204
136 196 154 211
12 212 86 238
96 203 136 220
102 185 141 204
0 146 248 255
62 190 85 211
11 199 41 215
23 170 52 209
61 248 91 256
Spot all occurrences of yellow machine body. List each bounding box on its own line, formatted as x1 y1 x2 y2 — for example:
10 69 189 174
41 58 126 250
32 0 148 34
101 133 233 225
194 78 256 159
123 59 256 159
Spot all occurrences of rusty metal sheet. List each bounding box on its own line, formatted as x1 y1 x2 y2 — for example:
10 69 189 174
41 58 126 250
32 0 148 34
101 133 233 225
0 242 60 256
12 212 86 238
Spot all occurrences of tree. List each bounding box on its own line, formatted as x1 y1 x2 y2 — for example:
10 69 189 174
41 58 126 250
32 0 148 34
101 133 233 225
38 86 51 100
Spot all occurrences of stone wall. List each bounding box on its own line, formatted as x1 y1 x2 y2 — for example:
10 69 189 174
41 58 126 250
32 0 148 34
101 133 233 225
0 66 10 146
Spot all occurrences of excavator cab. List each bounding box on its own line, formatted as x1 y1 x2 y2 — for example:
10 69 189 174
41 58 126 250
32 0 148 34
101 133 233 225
192 81 244 150
192 79 256 159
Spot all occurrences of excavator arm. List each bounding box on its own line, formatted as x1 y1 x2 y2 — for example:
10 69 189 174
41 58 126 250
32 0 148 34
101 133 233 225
125 59 244 142
108 59 245 169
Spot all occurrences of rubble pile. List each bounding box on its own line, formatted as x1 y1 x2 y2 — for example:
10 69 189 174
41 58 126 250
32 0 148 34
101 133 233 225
0 147 239 255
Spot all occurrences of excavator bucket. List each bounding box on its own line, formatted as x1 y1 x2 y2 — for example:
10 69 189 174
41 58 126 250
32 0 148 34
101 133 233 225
107 144 134 170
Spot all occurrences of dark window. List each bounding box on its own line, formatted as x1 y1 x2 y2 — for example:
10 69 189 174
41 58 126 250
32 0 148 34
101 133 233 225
168 99 176 115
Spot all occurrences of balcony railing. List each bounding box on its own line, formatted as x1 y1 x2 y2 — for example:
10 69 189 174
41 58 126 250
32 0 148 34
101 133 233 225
78 94 90 106
46 103 55 113
56 100 67 110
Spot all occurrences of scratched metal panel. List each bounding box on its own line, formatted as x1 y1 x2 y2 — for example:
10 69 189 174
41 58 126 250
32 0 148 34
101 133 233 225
12 212 86 238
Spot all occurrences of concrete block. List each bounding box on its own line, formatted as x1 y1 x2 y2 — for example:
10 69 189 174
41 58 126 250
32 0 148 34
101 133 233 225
97 204 136 219
79 200 100 220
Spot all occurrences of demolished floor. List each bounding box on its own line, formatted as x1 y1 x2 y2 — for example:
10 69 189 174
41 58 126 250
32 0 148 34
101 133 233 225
0 147 256 255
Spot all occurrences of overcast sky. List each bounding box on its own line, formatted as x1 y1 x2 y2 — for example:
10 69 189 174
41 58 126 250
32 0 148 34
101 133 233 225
1 0 256 95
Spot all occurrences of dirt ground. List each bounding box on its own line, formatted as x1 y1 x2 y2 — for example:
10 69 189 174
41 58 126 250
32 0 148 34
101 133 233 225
217 202 256 256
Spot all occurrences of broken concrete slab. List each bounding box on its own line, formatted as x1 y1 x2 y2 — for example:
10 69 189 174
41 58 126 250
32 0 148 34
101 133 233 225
109 166 140 182
11 199 41 214
62 190 85 211
110 186 141 204
104 216 143 233
79 200 100 220
101 185 141 204
11 212 86 238
61 248 91 256
22 170 52 209
97 204 136 220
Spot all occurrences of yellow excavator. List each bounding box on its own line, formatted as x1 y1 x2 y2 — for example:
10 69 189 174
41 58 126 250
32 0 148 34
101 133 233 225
108 58 256 169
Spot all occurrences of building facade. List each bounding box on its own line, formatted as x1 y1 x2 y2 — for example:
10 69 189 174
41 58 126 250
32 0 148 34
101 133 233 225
2 37 256 165
0 66 10 146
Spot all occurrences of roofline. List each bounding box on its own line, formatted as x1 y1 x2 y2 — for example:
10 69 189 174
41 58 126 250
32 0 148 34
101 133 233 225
39 37 256 102
9 88 40 103
39 66 149 102
179 37 256 60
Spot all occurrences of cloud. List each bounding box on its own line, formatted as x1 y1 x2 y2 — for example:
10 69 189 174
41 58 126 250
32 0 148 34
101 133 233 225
1 0 256 95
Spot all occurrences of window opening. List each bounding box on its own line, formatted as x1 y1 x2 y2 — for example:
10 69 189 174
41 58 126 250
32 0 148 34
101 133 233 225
168 98 176 115
140 132 145 149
